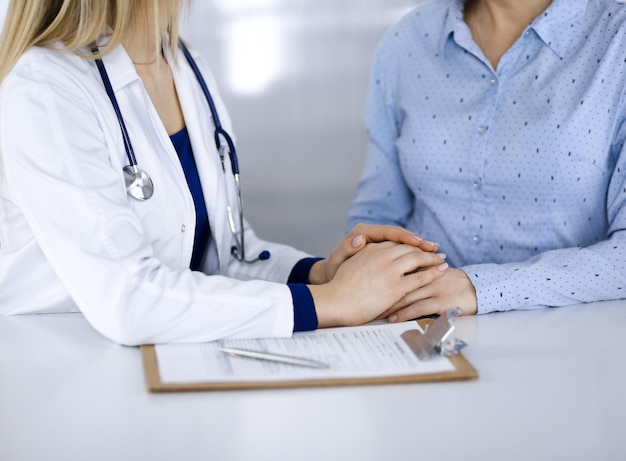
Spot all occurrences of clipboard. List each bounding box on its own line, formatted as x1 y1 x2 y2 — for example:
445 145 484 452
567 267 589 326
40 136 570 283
141 317 478 392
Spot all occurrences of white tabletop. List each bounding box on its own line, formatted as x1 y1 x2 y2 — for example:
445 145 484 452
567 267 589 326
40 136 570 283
1 300 625 461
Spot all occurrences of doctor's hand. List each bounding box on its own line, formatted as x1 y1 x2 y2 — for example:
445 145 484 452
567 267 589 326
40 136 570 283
308 223 439 285
382 268 478 322
308 241 448 328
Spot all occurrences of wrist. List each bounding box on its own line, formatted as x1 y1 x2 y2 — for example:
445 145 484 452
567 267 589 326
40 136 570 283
308 259 328 285
308 284 343 328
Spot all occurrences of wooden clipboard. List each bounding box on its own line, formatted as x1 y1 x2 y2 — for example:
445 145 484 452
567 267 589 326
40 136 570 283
141 319 478 392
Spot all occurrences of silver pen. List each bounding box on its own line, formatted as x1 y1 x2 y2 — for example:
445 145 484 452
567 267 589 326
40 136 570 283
220 347 329 369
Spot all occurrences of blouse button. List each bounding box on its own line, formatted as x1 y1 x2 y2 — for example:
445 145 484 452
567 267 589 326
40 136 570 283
181 225 186 233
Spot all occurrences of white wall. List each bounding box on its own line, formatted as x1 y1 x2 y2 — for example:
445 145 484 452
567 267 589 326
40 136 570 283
0 1 422 256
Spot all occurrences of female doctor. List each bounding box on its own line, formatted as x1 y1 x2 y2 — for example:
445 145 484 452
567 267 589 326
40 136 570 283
0 0 448 345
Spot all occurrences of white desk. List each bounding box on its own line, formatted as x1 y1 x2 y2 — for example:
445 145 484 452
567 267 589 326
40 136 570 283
1 301 625 461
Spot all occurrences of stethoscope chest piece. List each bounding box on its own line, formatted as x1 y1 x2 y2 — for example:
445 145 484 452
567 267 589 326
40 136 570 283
123 165 154 200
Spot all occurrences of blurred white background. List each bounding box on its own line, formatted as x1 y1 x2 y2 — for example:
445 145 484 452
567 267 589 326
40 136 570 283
0 0 422 256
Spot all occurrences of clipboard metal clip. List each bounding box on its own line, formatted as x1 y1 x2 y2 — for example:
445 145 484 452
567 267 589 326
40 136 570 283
401 307 468 360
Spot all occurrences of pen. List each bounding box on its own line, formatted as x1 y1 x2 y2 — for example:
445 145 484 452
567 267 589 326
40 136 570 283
220 347 329 369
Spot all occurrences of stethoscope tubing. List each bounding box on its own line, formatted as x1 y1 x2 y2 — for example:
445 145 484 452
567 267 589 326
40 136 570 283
91 41 265 263
91 47 138 168
179 42 240 176
178 42 247 260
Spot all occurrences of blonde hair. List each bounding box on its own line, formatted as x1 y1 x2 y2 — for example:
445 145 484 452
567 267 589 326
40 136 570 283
0 0 184 84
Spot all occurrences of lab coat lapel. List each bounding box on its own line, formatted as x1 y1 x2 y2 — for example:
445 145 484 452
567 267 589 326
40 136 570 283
170 49 232 272
98 44 142 92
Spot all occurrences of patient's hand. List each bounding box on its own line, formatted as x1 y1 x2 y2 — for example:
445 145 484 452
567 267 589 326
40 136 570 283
383 268 478 321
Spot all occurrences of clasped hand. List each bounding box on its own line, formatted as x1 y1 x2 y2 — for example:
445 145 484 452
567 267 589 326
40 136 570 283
308 224 477 327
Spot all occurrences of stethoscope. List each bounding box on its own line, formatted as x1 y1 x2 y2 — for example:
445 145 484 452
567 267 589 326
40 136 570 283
92 42 270 263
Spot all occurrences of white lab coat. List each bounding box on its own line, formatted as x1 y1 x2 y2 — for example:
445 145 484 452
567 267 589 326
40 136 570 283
0 42 311 345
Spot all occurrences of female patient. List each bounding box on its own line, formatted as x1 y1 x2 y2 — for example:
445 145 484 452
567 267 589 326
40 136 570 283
349 0 626 320
0 0 447 344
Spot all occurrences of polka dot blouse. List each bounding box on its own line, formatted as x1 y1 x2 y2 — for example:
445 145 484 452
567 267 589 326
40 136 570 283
348 0 626 314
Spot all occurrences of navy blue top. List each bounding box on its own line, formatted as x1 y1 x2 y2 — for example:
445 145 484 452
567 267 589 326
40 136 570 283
170 127 320 331
170 127 210 271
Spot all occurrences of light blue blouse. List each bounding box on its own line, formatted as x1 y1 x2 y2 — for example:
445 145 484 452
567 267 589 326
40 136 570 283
348 0 626 313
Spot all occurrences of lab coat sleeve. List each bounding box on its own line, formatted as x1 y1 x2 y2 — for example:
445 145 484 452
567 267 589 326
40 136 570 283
0 51 298 345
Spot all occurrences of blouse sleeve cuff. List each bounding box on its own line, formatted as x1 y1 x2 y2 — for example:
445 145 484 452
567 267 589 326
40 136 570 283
287 283 318 332
288 257 324 284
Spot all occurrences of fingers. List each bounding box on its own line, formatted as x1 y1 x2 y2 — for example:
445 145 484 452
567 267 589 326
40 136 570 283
399 264 447 296
370 245 448 306
328 224 440 282
386 269 479 322
337 233 377 258
323 239 403 286
391 283 434 311
375 283 434 320
388 298 443 323
354 244 447 296
351 234 367 250
327 235 394 275
347 223 439 252
391 246 448 276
